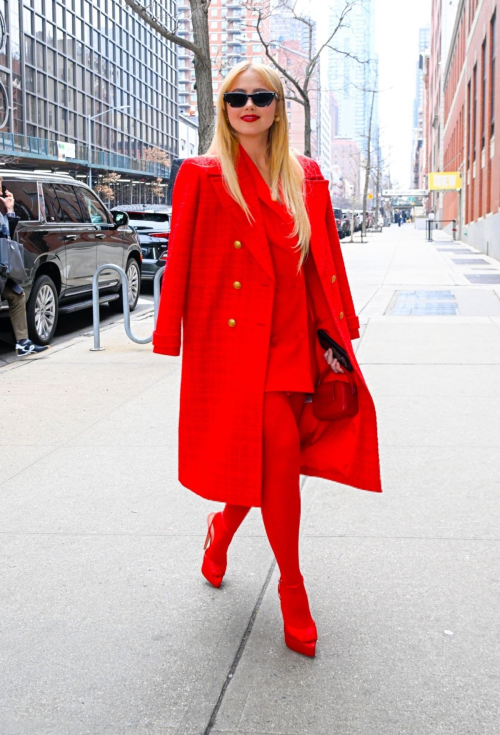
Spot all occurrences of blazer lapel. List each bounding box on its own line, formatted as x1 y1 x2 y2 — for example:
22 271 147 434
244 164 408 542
206 150 330 281
207 152 276 281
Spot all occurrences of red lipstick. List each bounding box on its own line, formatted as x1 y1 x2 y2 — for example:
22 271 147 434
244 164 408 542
240 115 260 122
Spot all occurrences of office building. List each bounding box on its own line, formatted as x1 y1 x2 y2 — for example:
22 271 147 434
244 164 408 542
0 0 177 202
327 0 377 154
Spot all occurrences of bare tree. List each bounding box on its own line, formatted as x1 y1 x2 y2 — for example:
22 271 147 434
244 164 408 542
142 146 172 168
245 0 363 157
95 171 121 206
123 0 214 153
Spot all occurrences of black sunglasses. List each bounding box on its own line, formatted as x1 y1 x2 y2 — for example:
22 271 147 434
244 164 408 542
223 91 279 108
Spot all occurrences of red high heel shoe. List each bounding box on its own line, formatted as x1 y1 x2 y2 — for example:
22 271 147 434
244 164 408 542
201 512 227 588
278 577 317 657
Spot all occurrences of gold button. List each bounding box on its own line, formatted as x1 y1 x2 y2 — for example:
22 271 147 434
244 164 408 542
331 275 336 283
233 281 241 289
228 318 236 327
233 240 242 249
339 312 344 320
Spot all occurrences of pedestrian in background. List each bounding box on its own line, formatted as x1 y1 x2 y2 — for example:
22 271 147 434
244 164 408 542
0 182 49 357
153 61 381 658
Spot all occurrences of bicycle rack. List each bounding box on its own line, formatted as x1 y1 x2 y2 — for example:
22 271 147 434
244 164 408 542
91 264 165 351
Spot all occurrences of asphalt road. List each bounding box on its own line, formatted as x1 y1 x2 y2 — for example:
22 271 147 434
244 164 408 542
0 281 155 367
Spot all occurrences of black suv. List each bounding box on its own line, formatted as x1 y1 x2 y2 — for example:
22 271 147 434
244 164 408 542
0 171 142 344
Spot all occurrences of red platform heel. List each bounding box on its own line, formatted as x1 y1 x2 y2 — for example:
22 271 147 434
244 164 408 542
278 577 317 657
201 512 227 588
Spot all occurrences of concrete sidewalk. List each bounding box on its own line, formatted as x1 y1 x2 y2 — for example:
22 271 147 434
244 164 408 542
1 223 499 735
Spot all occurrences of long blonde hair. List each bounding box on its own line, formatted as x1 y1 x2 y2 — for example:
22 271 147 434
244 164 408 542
205 61 311 270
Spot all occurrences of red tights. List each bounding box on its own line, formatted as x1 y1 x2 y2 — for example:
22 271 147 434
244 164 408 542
209 391 306 585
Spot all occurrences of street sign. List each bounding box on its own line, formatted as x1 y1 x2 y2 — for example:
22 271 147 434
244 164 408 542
428 172 462 190
382 189 428 197
57 141 76 161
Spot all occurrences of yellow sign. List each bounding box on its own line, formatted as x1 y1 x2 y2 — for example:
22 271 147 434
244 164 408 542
368 193 373 199
428 172 462 190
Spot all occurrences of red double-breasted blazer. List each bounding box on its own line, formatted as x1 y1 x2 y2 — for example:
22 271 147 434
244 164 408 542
153 148 382 506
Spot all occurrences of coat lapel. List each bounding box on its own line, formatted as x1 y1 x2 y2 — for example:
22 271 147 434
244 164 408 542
304 178 331 276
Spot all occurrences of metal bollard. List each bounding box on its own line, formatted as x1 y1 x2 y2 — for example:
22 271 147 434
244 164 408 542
91 264 165 351
153 266 165 329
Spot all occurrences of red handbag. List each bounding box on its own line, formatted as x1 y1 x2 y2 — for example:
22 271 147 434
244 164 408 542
312 366 359 421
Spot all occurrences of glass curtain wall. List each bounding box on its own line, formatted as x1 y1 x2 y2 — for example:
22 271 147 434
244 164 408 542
0 0 178 162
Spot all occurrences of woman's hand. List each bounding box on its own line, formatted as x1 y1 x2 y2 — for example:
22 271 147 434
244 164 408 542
0 188 15 213
323 348 345 373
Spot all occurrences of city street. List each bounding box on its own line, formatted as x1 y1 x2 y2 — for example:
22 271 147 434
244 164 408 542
1 223 499 735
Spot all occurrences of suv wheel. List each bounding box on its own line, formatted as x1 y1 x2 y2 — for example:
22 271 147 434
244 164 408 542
27 275 59 345
110 258 140 313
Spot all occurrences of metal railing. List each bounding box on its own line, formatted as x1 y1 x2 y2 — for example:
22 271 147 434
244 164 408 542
91 264 165 351
0 132 170 178
426 219 457 242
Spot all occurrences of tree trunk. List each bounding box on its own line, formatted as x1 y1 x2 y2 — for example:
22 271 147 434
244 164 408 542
189 0 214 154
362 89 376 239
303 98 312 158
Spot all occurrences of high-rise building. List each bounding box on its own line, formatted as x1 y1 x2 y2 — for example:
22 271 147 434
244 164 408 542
0 0 177 202
176 0 270 117
327 0 377 154
412 26 430 188
269 10 323 161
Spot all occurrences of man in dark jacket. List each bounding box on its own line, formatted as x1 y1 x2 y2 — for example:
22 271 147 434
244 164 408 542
0 184 49 357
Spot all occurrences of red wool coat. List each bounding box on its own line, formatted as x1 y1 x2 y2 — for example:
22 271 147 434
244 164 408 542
153 148 382 506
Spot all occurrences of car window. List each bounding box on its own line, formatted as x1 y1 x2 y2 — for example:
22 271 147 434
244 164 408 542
3 180 39 221
53 184 85 223
77 188 111 224
42 183 63 222
126 212 170 223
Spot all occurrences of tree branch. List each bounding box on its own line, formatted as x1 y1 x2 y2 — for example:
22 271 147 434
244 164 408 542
122 0 211 67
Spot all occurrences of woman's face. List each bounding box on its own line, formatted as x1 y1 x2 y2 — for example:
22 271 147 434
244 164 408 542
225 69 278 139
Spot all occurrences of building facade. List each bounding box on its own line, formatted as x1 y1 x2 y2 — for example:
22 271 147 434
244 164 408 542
437 0 500 258
412 26 430 188
327 0 377 154
177 0 270 117
0 0 177 202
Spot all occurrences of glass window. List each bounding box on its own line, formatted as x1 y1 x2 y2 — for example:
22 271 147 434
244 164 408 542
53 184 84 222
2 180 39 221
47 48 55 74
76 186 111 224
42 183 62 221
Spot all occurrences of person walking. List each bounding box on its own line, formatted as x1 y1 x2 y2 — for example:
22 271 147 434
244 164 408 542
0 184 49 357
153 61 382 658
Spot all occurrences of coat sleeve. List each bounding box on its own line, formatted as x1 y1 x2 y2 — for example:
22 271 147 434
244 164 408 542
310 160 360 341
152 159 201 356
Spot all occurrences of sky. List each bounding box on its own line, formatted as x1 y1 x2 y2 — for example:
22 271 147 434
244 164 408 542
374 0 432 187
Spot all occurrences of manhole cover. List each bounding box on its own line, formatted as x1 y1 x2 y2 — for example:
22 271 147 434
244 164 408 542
466 274 500 284
387 290 458 316
452 258 490 265
437 248 475 252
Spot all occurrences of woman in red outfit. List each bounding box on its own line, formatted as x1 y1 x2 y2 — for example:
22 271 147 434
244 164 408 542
153 61 382 658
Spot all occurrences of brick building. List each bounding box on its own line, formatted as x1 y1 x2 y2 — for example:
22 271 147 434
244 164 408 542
429 0 500 258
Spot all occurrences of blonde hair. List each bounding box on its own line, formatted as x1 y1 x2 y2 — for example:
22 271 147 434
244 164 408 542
205 60 311 270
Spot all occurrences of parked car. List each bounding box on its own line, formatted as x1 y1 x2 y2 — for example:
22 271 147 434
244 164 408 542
333 208 345 239
111 205 171 283
0 170 142 345
135 232 168 283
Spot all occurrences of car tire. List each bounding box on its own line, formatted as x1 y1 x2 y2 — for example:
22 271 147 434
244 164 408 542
109 257 141 313
26 274 59 345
